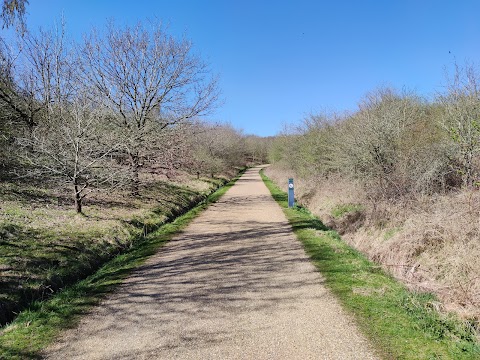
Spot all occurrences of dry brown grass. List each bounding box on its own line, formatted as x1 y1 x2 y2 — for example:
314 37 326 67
266 164 480 322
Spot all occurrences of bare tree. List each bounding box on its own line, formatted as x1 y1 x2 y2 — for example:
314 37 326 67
17 21 76 126
333 88 431 198
0 21 74 135
0 37 16 167
0 36 16 123
79 21 220 195
23 24 74 105
9 22 127 213
18 92 126 213
0 35 36 131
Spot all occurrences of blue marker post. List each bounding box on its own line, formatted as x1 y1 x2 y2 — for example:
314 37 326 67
288 178 294 208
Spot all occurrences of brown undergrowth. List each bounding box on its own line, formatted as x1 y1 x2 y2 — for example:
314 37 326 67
265 164 480 324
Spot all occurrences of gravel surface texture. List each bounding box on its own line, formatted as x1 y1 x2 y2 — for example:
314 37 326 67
43 166 379 359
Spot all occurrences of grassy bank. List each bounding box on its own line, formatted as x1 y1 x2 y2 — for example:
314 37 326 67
260 169 480 360
0 170 243 359
0 177 219 324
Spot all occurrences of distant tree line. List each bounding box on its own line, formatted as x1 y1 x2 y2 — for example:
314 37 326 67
0 19 270 212
270 62 480 200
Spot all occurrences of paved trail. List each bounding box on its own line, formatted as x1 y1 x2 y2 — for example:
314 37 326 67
44 166 379 360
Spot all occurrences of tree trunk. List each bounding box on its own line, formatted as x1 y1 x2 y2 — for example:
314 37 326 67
74 184 82 213
130 153 140 196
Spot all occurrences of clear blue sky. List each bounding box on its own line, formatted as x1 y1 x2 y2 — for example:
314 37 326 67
12 0 480 136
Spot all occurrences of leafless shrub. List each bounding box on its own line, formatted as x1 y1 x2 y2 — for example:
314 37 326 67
336 88 452 199
269 111 340 179
438 62 480 188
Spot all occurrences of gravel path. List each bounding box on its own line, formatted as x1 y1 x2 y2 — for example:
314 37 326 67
43 166 379 360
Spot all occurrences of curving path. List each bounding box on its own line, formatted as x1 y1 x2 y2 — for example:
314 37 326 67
43 166 379 360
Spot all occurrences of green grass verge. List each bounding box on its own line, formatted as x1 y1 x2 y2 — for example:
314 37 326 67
260 169 480 360
0 170 244 360
331 203 364 218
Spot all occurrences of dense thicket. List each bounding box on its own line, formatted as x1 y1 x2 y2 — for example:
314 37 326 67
270 64 480 199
